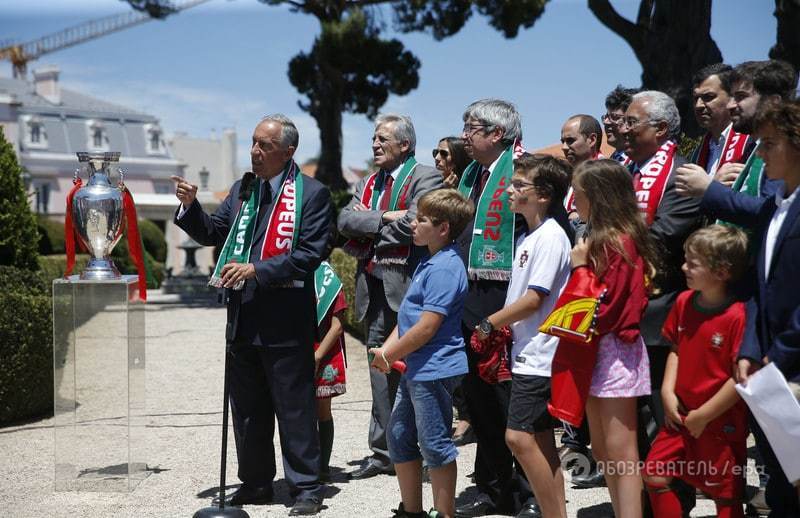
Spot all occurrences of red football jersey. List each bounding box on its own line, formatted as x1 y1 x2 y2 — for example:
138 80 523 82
662 290 745 411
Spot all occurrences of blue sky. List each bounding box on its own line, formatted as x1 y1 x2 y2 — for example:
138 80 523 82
0 0 776 173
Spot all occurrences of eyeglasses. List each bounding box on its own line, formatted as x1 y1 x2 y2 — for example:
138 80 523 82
619 117 655 130
510 180 536 191
462 124 488 136
601 112 624 124
432 148 450 159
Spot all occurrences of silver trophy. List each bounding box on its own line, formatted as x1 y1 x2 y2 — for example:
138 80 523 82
72 152 126 280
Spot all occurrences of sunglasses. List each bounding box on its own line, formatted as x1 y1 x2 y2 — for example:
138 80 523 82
432 149 450 159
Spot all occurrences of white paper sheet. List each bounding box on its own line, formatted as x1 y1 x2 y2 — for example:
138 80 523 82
735 362 800 484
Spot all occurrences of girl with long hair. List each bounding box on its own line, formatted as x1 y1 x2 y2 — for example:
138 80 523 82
570 159 660 518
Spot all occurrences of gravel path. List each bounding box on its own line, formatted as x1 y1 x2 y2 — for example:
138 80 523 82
0 296 745 517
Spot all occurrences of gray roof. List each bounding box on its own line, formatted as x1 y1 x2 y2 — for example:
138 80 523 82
0 76 154 121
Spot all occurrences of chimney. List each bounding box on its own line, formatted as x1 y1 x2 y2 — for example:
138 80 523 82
32 66 61 105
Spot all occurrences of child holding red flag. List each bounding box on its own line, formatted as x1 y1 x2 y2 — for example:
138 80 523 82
569 159 659 518
643 225 749 518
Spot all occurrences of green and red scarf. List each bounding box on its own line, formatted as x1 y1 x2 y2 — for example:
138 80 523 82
632 140 677 226
210 161 303 289
730 140 764 197
457 146 515 281
314 261 343 325
690 124 749 174
342 157 417 265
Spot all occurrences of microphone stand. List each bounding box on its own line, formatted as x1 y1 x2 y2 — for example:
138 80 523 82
193 289 249 518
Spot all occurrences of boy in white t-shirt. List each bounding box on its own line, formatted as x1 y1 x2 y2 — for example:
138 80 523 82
475 153 573 518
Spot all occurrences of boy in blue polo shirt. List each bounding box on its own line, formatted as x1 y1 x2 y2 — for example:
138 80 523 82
370 189 474 518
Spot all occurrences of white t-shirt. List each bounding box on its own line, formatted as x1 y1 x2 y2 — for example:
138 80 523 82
505 218 572 376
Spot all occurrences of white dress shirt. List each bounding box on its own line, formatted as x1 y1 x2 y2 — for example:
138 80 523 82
764 184 798 279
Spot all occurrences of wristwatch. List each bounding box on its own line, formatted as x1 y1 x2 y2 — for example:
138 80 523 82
478 317 494 335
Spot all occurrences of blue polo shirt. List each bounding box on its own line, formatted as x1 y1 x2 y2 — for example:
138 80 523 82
398 244 469 381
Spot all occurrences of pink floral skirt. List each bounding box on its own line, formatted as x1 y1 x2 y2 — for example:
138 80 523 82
589 333 650 398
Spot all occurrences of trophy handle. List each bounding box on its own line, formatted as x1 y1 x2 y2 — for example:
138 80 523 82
73 168 81 185
117 168 126 190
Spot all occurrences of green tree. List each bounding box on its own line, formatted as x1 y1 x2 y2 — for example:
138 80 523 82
288 10 420 190
0 127 39 270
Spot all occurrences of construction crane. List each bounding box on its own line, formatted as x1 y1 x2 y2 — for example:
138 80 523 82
0 0 213 78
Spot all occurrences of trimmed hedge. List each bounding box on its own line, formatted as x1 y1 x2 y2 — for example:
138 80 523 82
36 214 66 255
328 248 363 341
138 219 167 262
38 254 88 284
0 266 53 424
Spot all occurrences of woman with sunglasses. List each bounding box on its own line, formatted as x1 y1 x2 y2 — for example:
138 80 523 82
433 137 471 189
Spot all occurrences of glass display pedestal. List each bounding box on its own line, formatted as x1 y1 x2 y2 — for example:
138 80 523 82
52 275 146 492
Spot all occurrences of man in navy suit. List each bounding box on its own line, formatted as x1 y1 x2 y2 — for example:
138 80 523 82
173 114 332 516
678 98 800 517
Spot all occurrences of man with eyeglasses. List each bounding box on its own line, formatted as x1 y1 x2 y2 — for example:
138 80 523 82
338 114 442 481
453 99 539 518
602 85 639 167
619 90 703 515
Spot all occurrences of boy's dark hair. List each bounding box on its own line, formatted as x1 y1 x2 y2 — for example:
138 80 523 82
605 85 640 112
753 59 798 100
514 153 571 205
514 153 574 242
417 189 474 241
684 225 749 282
692 63 733 93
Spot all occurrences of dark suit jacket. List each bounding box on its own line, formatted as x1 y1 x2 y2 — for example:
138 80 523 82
175 174 333 347
641 155 703 346
701 181 800 382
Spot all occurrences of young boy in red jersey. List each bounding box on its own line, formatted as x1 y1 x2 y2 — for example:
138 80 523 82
643 225 750 518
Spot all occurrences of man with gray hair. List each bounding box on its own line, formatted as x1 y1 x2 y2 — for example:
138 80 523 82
338 113 442 480
173 114 333 515
454 99 539 518
619 91 702 513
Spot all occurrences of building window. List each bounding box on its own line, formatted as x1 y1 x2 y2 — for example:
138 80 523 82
21 115 48 149
153 181 172 194
86 119 109 151
93 128 103 148
35 182 51 214
144 123 164 155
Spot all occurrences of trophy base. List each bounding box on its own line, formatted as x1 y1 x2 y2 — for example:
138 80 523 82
80 259 122 280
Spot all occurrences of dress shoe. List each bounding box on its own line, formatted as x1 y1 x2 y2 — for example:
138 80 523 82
289 496 322 516
746 487 770 517
571 468 606 489
515 502 542 518
347 460 394 480
218 484 273 506
455 500 496 518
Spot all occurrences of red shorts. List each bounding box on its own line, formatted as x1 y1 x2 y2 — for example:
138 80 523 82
643 417 747 500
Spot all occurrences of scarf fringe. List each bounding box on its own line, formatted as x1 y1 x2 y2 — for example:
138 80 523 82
469 268 511 281
316 384 346 398
374 256 408 266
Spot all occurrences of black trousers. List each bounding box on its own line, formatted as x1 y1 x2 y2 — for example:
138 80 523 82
228 342 321 500
461 325 533 512
751 415 800 517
